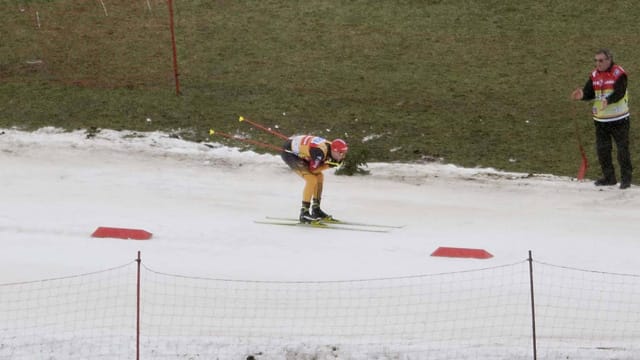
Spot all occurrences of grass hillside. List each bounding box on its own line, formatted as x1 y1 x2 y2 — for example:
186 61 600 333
2 0 639 181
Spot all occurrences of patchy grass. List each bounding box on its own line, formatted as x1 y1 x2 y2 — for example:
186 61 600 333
2 0 639 180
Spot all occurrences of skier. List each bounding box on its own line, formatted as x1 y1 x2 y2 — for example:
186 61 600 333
281 135 349 223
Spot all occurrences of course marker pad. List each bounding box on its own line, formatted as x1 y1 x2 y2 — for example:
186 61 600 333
431 246 493 259
91 227 152 240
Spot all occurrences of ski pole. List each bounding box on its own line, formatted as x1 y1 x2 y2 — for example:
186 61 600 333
238 116 289 140
209 129 283 152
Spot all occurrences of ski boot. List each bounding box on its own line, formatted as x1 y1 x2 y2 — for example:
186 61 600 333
299 207 320 224
311 205 333 221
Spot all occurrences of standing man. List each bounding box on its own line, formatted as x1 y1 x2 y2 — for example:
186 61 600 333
281 135 348 223
571 48 632 189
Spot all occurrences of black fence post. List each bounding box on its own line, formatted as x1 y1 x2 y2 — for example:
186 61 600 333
528 250 537 360
136 251 142 360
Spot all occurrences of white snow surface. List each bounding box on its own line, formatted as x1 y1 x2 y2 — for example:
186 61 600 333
1 127 639 283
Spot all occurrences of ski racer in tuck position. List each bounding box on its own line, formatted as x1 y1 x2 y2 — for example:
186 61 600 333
281 135 349 223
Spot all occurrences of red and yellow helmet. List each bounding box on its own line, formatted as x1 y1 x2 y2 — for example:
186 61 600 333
330 139 349 153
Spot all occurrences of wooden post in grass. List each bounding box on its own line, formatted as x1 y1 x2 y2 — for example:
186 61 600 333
167 0 181 95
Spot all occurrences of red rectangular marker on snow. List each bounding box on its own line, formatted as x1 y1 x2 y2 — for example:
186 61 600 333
91 227 152 240
431 246 493 259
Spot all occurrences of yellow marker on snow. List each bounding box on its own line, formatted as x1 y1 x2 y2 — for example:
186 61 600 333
238 116 245 122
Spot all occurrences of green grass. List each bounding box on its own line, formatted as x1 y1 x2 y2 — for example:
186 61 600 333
2 0 639 181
